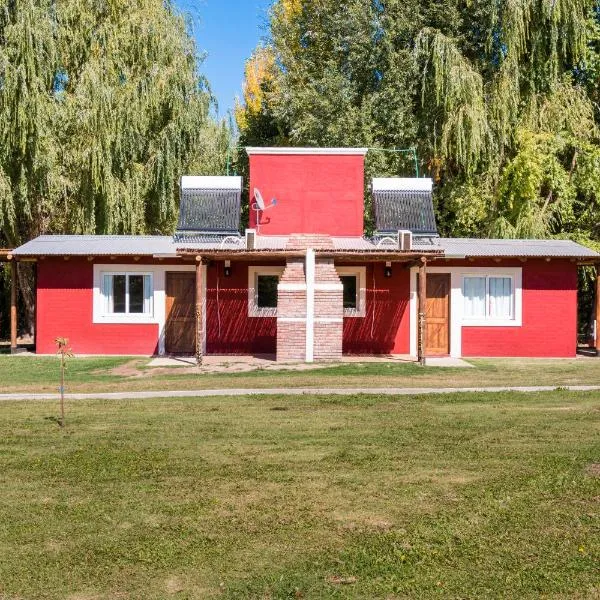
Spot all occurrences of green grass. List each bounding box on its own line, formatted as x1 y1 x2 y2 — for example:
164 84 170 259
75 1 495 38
0 391 598 598
1 355 600 394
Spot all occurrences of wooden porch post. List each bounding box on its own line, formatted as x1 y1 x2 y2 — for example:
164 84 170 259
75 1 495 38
418 256 427 366
195 256 204 366
10 258 17 354
596 264 600 356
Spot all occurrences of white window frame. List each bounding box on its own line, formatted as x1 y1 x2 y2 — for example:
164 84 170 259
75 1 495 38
248 266 285 317
101 272 153 317
336 266 366 318
461 272 520 326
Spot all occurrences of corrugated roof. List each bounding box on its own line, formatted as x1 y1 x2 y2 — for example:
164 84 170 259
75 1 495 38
11 234 600 259
13 235 176 256
430 238 599 258
13 235 245 256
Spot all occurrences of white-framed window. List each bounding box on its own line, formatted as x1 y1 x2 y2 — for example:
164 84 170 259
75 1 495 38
248 266 285 317
462 274 515 323
335 266 366 317
101 272 153 317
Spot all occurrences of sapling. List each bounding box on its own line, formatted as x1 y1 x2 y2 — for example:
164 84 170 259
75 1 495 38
55 337 73 428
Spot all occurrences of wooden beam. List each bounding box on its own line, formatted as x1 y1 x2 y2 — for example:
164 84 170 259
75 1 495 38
195 256 204 366
418 257 427 366
10 260 17 353
596 264 600 356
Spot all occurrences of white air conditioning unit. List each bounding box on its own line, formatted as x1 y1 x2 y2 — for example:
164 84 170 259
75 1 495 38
398 230 412 251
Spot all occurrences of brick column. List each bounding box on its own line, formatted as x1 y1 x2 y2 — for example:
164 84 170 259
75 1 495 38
276 258 306 361
313 258 343 361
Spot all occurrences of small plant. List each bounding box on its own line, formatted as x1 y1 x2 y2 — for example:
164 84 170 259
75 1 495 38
55 337 73 428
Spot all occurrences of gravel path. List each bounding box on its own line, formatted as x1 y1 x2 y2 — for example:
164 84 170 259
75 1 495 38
0 385 599 401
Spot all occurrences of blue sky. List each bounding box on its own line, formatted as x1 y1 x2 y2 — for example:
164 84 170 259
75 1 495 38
175 0 274 119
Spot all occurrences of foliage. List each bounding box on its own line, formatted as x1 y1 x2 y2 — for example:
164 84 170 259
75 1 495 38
0 0 227 248
236 0 600 249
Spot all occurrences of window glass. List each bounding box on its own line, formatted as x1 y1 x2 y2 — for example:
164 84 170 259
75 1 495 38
341 275 358 309
489 277 512 318
112 274 126 313
256 275 278 308
128 275 145 313
463 276 486 317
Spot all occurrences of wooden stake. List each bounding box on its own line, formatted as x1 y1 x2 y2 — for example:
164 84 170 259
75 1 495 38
195 257 204 366
595 264 600 356
418 257 427 366
10 260 17 353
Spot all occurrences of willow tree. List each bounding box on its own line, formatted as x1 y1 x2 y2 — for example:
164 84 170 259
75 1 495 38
237 0 600 245
0 0 226 334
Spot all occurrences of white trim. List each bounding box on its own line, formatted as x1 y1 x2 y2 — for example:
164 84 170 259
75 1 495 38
93 264 204 356
305 249 315 363
372 177 433 192
335 266 367 318
278 283 307 291
315 317 343 323
99 271 154 318
248 266 285 317
314 283 344 291
245 147 368 156
180 175 242 190
409 266 523 358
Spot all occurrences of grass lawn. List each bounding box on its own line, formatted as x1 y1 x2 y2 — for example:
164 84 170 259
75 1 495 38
1 355 600 394
0 391 598 599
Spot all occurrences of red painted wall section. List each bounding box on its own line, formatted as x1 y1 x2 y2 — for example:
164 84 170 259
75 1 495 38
342 263 410 354
36 258 159 355
459 259 578 357
205 261 279 354
248 153 365 236
36 258 280 356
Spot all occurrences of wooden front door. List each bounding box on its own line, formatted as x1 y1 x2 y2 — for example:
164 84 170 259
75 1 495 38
165 272 196 354
425 273 450 356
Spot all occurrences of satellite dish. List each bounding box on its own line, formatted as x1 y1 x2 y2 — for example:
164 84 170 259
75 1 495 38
254 188 265 210
251 187 278 232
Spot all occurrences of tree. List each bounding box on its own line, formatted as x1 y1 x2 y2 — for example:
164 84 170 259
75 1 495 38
0 0 229 331
237 0 600 247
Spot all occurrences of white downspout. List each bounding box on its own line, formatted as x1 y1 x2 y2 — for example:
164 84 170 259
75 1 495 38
305 248 315 362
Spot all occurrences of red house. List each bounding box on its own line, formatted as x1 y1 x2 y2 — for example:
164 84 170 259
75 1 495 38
11 147 600 361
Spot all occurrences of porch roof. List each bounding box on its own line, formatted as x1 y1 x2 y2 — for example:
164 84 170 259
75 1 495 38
433 238 600 260
10 234 599 262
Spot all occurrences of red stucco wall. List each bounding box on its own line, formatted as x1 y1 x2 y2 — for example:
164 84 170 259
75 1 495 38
35 257 579 358
248 153 365 236
36 258 159 355
36 258 280 356
460 259 578 357
342 263 411 354
205 261 279 354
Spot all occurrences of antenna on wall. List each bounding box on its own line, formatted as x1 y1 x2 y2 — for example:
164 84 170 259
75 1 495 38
252 188 277 232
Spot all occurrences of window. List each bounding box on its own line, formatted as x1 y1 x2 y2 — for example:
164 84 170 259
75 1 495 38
248 266 285 317
336 267 366 317
341 275 358 309
102 273 152 315
463 275 514 321
257 275 278 308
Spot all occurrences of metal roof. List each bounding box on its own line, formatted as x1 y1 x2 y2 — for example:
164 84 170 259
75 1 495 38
430 238 599 259
11 234 599 260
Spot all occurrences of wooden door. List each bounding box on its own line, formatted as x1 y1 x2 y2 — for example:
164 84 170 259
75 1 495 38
425 273 450 356
165 272 196 354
